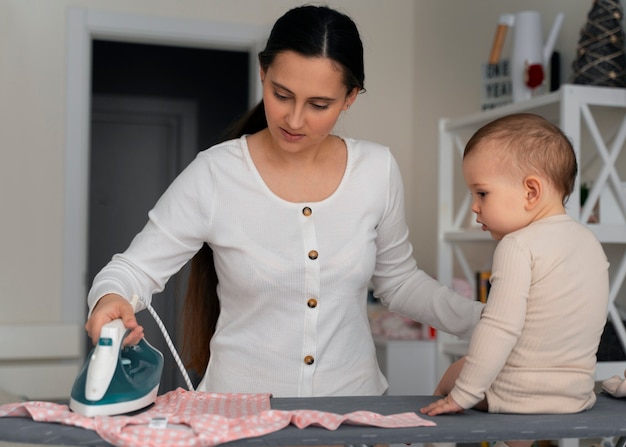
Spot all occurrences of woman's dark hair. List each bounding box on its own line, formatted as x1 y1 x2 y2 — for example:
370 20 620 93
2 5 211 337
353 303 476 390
182 5 365 375
259 4 365 92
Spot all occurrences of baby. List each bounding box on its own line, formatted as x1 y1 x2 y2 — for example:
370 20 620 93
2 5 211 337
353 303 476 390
421 113 609 447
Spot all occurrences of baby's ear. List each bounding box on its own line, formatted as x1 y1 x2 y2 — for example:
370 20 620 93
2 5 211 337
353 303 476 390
523 175 542 209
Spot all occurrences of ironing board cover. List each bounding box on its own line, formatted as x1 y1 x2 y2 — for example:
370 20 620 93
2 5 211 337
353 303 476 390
0 388 434 447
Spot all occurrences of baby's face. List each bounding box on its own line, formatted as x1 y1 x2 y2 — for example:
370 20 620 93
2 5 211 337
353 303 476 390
462 145 532 240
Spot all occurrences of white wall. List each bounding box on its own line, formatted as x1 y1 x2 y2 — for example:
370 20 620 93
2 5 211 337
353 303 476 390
0 0 593 326
410 0 592 279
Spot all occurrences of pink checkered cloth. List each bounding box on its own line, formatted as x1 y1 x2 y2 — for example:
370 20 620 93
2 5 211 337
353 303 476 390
0 388 435 447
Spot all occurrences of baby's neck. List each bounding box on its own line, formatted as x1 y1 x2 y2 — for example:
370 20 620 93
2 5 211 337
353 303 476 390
531 200 566 223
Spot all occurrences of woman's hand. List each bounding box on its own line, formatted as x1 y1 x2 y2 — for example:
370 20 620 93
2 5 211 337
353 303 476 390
419 395 463 416
85 293 143 346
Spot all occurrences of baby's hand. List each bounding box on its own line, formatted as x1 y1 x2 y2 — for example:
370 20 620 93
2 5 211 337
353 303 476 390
419 395 463 416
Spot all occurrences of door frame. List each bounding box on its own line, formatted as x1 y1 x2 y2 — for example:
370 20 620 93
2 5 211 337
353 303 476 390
63 8 268 324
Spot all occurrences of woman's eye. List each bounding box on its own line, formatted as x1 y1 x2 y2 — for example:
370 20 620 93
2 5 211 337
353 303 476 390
272 91 329 110
273 91 289 101
311 103 329 110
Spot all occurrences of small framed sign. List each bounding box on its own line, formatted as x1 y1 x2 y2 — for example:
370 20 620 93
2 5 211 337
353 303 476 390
481 60 512 110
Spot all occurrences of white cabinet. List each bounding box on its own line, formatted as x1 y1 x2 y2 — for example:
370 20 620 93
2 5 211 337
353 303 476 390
436 84 626 380
374 337 437 395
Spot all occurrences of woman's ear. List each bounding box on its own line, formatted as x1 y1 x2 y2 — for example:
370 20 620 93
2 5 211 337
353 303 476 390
260 67 266 83
343 87 359 110
523 175 542 209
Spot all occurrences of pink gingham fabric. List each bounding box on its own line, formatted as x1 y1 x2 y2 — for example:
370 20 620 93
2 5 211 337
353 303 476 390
0 388 435 447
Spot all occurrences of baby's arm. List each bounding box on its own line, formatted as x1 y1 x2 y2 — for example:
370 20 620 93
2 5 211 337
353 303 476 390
434 238 529 414
434 357 466 396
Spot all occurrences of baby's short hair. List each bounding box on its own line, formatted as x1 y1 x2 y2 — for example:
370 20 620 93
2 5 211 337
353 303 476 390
464 113 577 204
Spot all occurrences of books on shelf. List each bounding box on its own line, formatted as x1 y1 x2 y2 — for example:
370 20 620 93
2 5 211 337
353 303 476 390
476 271 491 303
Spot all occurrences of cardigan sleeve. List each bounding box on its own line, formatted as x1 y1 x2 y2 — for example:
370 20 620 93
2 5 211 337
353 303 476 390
371 152 483 339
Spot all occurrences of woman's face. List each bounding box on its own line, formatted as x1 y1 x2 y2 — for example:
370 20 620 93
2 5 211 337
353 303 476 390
260 51 357 154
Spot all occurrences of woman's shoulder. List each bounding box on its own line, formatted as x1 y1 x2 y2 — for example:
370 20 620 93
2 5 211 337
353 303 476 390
343 137 394 165
188 137 250 173
196 136 246 159
349 137 402 167
175 137 248 183
343 137 390 153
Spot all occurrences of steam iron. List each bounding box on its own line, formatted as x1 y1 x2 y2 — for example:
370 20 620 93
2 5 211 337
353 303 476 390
69 318 164 417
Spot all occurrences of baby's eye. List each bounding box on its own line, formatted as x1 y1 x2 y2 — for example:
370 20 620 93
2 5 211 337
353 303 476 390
476 191 487 198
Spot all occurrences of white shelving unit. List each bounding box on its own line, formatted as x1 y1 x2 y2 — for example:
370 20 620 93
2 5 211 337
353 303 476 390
436 84 626 382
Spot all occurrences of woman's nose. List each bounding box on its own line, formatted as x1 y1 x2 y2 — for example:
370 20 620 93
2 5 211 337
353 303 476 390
286 104 304 129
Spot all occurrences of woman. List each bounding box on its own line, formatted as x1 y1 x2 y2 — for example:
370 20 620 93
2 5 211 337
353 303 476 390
85 5 482 397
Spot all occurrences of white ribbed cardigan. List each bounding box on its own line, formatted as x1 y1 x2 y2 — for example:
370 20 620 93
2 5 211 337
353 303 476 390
88 136 482 397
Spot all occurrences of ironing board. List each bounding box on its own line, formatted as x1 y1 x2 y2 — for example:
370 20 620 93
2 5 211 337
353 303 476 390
0 393 625 447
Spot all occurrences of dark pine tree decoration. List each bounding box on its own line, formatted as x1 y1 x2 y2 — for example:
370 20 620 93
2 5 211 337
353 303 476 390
572 0 626 87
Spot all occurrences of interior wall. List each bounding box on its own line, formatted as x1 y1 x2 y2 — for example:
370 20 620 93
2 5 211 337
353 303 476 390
410 0 594 277
0 0 599 325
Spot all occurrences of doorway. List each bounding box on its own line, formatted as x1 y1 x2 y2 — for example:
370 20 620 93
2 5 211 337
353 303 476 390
64 9 268 397
91 40 250 151
89 40 249 392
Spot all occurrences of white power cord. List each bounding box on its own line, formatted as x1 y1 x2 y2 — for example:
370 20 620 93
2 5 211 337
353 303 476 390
131 294 195 392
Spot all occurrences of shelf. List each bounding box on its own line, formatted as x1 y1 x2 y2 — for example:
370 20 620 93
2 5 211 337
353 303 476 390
588 224 626 244
442 89 561 133
444 225 626 244
443 230 493 242
442 84 626 134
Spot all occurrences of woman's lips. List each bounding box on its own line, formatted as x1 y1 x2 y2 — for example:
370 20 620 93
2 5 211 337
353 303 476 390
280 127 304 142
